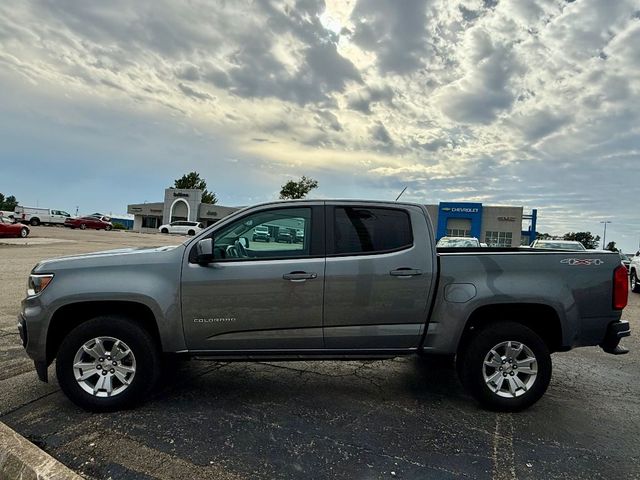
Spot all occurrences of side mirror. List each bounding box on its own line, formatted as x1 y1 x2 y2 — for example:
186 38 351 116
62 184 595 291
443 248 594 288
196 238 214 264
238 237 249 249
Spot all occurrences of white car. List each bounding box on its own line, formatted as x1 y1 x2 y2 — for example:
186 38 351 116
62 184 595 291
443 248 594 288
158 221 204 236
530 239 586 251
436 236 480 248
629 253 640 293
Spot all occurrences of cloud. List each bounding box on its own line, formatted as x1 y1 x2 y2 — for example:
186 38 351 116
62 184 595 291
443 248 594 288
1 0 640 252
350 0 431 74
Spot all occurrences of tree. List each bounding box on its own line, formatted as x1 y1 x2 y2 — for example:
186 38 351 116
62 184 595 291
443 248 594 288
0 193 18 211
173 172 217 204
605 241 618 252
563 231 600 249
279 176 319 200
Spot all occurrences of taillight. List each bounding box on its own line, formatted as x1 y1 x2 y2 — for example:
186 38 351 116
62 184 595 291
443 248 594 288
613 265 628 310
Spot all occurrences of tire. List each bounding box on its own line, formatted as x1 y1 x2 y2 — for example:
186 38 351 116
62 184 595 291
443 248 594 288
20 228 29 238
56 315 161 412
631 270 640 293
30 218 40 226
80 223 87 230
187 230 195 236
105 225 112 231
161 228 168 234
457 322 552 412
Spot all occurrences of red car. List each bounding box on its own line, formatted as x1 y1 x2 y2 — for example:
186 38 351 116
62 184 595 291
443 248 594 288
64 216 113 231
0 216 30 238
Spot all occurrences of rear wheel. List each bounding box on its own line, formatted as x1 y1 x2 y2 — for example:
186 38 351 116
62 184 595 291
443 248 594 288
105 225 112 231
457 322 551 411
631 270 640 293
56 316 161 412
161 228 168 234
20 227 29 238
30 218 40 226
80 223 87 230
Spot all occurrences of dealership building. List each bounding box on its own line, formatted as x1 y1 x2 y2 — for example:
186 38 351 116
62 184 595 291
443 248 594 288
127 188 240 232
127 189 537 245
425 202 537 247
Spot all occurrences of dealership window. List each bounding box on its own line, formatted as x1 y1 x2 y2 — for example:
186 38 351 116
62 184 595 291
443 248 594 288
446 229 471 237
141 216 161 229
333 207 412 255
485 231 513 247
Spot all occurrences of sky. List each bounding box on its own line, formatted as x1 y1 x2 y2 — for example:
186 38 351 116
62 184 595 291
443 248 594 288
0 0 639 252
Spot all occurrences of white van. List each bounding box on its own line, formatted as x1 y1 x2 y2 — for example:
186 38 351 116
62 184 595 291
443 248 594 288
14 206 71 226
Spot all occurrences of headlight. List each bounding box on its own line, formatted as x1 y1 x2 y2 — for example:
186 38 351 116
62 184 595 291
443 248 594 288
27 274 54 296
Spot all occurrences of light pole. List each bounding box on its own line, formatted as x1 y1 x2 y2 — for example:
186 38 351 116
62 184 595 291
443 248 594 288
600 221 611 250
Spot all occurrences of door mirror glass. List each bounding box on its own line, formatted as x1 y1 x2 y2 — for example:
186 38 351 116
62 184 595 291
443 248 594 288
196 238 214 264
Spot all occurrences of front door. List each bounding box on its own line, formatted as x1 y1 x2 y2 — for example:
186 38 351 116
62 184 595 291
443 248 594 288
323 204 435 350
181 205 325 351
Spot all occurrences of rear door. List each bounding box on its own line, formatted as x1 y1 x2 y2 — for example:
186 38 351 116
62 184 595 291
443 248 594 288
323 203 436 350
181 203 325 351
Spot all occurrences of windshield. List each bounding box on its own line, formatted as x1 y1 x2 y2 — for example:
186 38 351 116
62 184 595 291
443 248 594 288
533 242 585 250
437 238 479 248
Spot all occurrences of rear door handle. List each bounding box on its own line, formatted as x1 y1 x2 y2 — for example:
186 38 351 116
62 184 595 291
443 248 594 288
283 271 317 282
390 268 422 277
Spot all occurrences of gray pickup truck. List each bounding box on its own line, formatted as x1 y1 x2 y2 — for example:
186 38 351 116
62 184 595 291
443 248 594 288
18 200 630 412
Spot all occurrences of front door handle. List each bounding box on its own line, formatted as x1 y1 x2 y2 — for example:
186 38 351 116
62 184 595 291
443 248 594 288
283 271 317 282
390 268 422 278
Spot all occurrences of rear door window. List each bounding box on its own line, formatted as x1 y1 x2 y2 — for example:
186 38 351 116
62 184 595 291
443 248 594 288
332 207 413 255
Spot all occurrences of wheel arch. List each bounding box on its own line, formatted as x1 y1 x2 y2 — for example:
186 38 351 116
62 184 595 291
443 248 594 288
457 303 564 355
46 301 162 365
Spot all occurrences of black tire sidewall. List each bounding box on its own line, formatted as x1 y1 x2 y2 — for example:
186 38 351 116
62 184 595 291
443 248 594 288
56 316 160 412
458 322 552 412
631 271 640 293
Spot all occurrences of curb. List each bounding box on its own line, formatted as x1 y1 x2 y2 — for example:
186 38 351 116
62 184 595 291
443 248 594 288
0 421 83 479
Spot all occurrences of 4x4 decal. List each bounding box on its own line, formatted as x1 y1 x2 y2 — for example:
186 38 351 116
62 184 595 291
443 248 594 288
560 258 604 266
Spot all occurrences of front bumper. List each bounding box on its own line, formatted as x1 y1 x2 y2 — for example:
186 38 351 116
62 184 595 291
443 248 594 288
600 320 631 355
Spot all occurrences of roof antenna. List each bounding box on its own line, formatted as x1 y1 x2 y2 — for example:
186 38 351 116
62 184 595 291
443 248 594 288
395 186 407 201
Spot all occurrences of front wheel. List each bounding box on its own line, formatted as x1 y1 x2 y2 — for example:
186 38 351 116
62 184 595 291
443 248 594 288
56 316 161 412
457 322 551 411
20 227 29 238
161 228 168 234
80 223 87 230
631 270 640 293
187 229 195 236
105 225 112 231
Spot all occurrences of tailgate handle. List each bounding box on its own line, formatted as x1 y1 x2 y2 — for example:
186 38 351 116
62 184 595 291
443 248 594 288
390 268 422 277
283 271 317 282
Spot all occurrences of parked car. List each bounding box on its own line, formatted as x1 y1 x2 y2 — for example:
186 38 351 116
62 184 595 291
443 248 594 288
294 230 305 243
18 200 630 413
436 236 480 248
158 221 203 236
630 253 640 293
64 216 113 230
0 216 29 238
619 252 631 271
14 206 71 226
252 225 270 242
530 239 586 251
276 229 293 243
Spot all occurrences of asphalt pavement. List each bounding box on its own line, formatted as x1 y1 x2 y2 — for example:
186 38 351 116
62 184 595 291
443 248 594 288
1 227 638 479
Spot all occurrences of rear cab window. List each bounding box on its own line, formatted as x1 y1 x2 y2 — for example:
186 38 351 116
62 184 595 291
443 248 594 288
329 206 413 256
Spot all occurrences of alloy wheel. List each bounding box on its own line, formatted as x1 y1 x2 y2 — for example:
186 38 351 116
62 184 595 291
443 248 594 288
72 336 136 397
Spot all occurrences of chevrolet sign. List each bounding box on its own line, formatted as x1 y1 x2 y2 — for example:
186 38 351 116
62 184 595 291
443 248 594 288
442 207 480 214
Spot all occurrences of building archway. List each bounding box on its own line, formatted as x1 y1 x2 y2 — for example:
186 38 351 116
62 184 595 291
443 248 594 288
169 198 190 222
